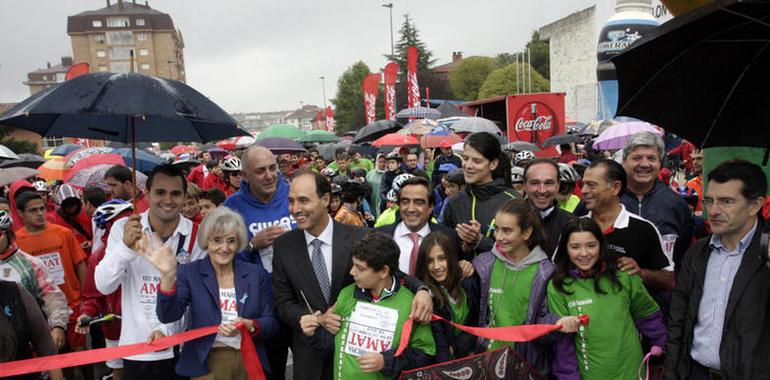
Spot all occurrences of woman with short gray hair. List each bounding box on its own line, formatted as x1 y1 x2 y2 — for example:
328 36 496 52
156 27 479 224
140 206 277 379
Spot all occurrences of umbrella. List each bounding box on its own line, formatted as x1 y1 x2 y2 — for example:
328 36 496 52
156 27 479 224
503 141 541 152
65 147 114 167
543 134 580 147
396 106 441 120
37 156 69 181
0 167 38 187
420 132 462 149
67 164 147 192
451 142 465 155
0 153 46 169
256 124 305 141
216 139 236 151
0 144 19 160
65 154 125 181
170 145 197 156
400 119 439 136
436 101 468 118
450 117 502 135
111 148 164 173
613 0 770 149
592 121 663 151
352 120 402 144
299 130 340 144
372 133 419 147
207 147 229 158
317 143 337 161
566 122 589 135
234 135 256 148
50 144 83 156
255 137 307 154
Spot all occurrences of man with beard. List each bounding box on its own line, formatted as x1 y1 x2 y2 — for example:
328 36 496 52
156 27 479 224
104 165 150 213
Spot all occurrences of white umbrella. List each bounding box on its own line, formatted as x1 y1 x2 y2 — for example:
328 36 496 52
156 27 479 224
235 135 256 148
0 167 37 186
450 117 502 135
0 144 19 160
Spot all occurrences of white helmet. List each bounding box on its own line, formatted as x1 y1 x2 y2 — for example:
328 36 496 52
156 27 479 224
392 173 414 192
0 210 11 231
511 166 525 184
386 189 399 203
514 150 536 165
220 157 242 172
93 200 134 229
557 163 581 183
33 180 50 192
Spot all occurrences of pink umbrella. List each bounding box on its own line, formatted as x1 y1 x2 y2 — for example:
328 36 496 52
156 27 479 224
592 121 663 151
64 154 125 181
372 133 419 147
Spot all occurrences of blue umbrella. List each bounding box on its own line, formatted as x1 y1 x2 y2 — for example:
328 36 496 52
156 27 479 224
111 148 164 173
425 125 453 136
50 144 83 156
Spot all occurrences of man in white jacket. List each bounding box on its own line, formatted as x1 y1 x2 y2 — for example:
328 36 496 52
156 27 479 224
95 164 205 378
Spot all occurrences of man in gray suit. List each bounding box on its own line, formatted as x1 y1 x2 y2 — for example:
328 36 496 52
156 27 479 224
272 171 433 380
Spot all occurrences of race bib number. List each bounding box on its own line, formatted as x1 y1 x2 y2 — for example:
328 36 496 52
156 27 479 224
661 234 678 263
38 252 65 286
137 273 161 321
216 288 241 348
344 303 399 357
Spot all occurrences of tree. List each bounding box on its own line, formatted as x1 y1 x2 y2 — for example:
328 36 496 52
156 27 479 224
526 31 550 80
450 57 498 101
384 14 436 71
0 126 39 154
478 62 550 99
330 61 371 134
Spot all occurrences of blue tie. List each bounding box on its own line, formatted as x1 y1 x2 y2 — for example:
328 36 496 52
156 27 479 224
310 239 331 303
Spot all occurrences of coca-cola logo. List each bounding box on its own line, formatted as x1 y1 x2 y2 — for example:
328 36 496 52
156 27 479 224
511 102 557 146
364 93 377 123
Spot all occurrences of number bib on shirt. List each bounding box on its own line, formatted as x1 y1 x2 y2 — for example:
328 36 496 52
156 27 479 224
343 302 399 357
37 252 65 285
215 288 241 348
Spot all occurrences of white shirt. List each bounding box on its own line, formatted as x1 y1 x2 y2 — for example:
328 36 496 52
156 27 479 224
95 211 206 361
394 222 431 274
303 216 334 284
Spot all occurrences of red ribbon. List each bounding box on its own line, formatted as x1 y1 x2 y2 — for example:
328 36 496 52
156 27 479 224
395 314 590 356
0 324 265 380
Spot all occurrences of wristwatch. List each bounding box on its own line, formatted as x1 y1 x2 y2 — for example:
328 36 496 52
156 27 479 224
417 285 434 297
247 242 255 252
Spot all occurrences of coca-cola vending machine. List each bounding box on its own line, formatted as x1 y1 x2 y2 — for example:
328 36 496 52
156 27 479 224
506 93 565 157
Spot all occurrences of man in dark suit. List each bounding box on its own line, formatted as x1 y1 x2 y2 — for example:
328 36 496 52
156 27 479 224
272 171 433 380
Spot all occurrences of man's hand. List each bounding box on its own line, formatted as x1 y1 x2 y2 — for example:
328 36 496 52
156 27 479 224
556 316 581 333
410 290 433 323
137 232 177 278
75 314 91 335
300 311 322 336
122 214 142 249
319 303 342 334
51 327 65 350
250 226 286 250
458 260 475 278
617 257 641 276
146 330 165 344
456 220 482 246
357 352 385 372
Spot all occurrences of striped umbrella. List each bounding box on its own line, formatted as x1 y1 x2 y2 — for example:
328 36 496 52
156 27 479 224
395 107 441 120
67 163 147 192
450 117 502 135
65 147 114 167
37 157 69 181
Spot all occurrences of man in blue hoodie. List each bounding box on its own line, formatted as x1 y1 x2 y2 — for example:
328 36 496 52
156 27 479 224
223 145 296 380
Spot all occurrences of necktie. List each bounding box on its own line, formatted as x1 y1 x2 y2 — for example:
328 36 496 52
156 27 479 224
408 233 420 275
310 239 331 303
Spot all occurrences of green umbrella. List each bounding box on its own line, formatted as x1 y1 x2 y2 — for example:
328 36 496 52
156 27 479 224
256 124 305 141
299 130 340 144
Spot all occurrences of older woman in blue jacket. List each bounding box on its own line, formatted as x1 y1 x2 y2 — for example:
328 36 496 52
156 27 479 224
141 206 277 379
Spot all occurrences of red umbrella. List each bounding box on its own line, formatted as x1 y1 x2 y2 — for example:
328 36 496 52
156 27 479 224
372 133 419 147
420 133 462 149
64 153 125 181
170 145 197 155
216 139 236 151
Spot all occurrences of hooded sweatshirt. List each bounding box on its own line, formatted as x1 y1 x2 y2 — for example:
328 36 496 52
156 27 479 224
365 153 387 218
224 177 296 273
8 180 35 232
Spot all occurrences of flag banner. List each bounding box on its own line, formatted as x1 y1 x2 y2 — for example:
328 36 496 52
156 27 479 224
362 73 381 125
407 46 420 108
399 346 545 380
384 62 400 120
325 106 335 132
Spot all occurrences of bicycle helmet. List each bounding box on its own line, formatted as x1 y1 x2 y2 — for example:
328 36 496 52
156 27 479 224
220 157 242 172
93 199 134 229
385 189 399 203
513 150 536 165
320 167 337 178
0 210 11 231
392 173 414 191
511 166 525 184
33 180 50 193
385 152 402 162
557 163 581 184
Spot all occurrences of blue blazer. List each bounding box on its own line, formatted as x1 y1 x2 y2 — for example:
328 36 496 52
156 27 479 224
157 257 278 377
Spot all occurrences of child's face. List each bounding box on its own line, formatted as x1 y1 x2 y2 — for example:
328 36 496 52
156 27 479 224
329 195 341 215
427 245 448 283
493 212 531 256
198 199 216 219
182 196 200 219
350 257 386 290
566 231 601 272
442 179 460 198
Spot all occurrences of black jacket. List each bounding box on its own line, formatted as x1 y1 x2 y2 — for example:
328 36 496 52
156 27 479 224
376 218 466 261
431 275 480 362
540 204 577 257
666 222 770 379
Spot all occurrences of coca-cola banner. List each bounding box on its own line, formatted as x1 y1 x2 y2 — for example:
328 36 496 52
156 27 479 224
384 62 399 120
325 106 335 132
407 46 420 108
506 93 565 158
362 73 381 125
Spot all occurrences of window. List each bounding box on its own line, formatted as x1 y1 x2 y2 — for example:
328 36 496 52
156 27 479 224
94 34 105 43
136 18 145 26
106 17 130 28
139 49 148 56
137 33 147 42
98 65 108 72
56 73 65 82
97 50 106 58
92 20 103 27
108 47 132 60
110 62 130 73
141 63 150 70
106 31 133 45
43 136 65 149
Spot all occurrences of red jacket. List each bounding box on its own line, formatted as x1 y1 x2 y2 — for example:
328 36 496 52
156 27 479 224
187 164 208 188
48 208 93 252
79 221 124 340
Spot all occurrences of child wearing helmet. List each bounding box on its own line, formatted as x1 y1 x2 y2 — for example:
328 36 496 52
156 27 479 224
220 157 242 197
556 163 582 213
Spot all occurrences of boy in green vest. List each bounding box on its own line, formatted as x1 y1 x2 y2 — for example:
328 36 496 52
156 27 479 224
300 232 435 379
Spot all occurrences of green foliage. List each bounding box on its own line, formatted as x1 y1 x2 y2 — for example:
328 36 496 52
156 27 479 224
384 14 436 71
526 31 550 80
0 138 39 154
450 56 498 101
330 61 371 134
478 62 550 99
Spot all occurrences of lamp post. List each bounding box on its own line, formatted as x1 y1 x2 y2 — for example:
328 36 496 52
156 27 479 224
320 76 327 111
382 3 394 58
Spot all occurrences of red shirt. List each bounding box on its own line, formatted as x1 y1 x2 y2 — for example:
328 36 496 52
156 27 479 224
187 164 207 188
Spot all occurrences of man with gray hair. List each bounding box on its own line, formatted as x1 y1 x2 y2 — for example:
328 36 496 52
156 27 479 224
621 131 692 268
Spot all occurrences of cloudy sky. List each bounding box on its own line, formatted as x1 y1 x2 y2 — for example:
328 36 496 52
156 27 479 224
0 0 596 113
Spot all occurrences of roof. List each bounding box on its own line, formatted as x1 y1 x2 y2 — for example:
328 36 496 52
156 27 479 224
28 63 70 75
458 95 508 107
431 59 463 73
72 2 166 16
68 2 175 33
285 105 321 120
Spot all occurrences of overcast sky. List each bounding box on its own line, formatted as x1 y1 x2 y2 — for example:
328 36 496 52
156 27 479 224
0 0 595 113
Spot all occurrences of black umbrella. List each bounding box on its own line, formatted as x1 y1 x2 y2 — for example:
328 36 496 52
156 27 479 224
0 153 46 169
543 134 580 147
613 0 770 149
436 101 468 118
352 120 402 144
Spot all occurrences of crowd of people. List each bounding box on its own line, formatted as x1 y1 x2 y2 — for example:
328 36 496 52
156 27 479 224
1 128 769 380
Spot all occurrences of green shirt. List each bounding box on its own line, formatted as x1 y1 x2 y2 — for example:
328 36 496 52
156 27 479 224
443 287 469 336
486 258 538 351
333 283 435 380
546 271 659 380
